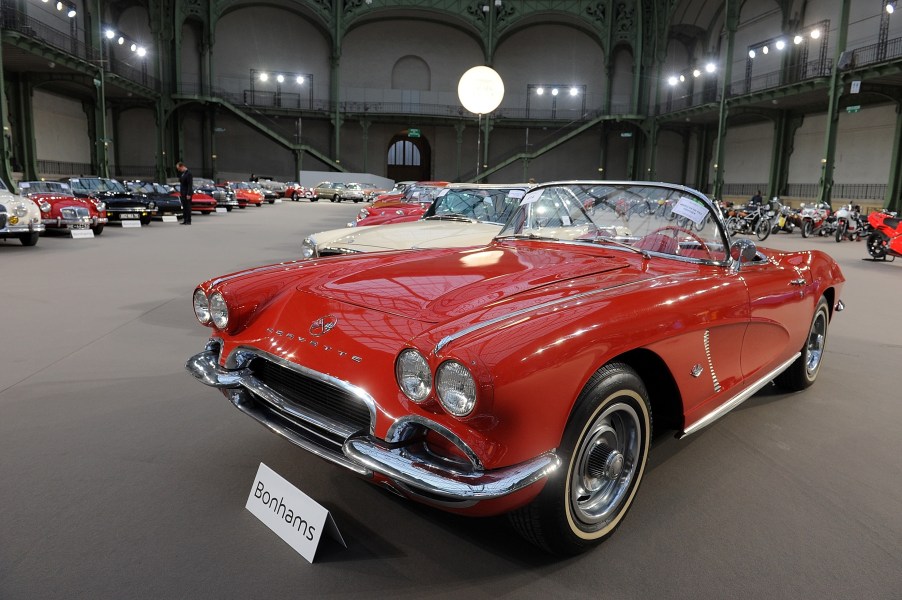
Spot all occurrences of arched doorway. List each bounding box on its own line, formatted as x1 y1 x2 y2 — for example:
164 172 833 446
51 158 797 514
386 132 431 181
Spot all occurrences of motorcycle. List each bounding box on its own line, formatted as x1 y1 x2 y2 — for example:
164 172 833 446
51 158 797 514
769 198 797 234
833 204 868 242
865 210 902 261
725 203 772 241
798 202 834 238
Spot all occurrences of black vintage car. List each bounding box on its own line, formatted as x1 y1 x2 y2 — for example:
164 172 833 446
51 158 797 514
62 177 157 225
125 181 184 220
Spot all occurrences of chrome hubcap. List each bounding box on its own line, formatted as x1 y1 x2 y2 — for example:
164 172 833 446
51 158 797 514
806 311 827 374
570 401 641 530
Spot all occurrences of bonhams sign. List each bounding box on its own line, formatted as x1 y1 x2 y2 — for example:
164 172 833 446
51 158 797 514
245 463 345 563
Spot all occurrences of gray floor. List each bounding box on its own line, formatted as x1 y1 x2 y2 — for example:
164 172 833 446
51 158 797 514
1 202 900 599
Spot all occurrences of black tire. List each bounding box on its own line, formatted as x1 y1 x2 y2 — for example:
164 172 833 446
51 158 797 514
801 220 813 238
755 217 771 241
268 200 275 204
140 215 152 226
91 224 104 236
834 220 847 243
509 363 651 555
292 192 298 201
775 296 830 392
19 232 39 246
333 194 341 203
866 231 888 259
239 205 246 209
225 207 233 212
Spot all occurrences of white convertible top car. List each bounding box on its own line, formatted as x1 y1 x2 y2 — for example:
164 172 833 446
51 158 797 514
0 178 45 246
301 183 528 258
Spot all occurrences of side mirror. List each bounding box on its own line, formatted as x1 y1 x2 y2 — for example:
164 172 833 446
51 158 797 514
730 238 758 272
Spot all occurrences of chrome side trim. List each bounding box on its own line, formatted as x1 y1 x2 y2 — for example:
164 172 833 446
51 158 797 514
681 352 800 437
344 437 560 500
434 279 642 354
703 329 722 393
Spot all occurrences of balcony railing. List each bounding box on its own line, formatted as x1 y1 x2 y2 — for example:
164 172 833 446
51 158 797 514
0 5 159 91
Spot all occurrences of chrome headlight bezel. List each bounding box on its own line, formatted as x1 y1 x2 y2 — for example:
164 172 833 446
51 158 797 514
193 288 211 324
301 236 318 259
38 201 51 213
436 360 477 417
14 203 28 217
396 349 432 403
147 201 156 210
209 291 229 329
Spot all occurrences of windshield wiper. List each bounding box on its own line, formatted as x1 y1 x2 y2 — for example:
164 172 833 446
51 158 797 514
496 232 561 241
424 215 475 222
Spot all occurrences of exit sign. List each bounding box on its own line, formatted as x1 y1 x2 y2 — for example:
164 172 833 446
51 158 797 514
620 132 633 138
846 105 861 113
408 128 421 138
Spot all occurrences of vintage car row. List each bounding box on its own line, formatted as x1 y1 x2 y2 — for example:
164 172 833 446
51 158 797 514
187 180 846 555
0 178 45 245
301 183 528 259
64 177 158 225
354 180 451 226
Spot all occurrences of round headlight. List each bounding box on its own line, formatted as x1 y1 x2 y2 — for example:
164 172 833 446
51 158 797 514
301 237 317 259
357 209 369 220
436 361 477 417
193 288 211 324
396 349 432 403
209 291 229 329
39 201 51 212
147 201 156 210
14 204 28 217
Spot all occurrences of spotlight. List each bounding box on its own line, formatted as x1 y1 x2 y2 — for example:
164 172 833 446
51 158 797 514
56 1 62 10
67 7 76 17
535 87 544 95
776 39 786 50
668 76 678 86
888 2 896 15
705 62 716 73
569 87 579 96
551 88 559 96
137 47 146 57
693 69 701 77
810 29 821 39
130 43 137 52
794 35 803 44
762 45 769 54
105 29 115 39
259 72 269 82
276 74 285 83
296 75 305 84
749 49 756 58
117 36 124 45
679 74 686 82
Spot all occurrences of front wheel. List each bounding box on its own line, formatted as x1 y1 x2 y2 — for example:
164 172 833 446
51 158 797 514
775 297 830 391
91 224 104 236
834 220 847 243
509 363 651 555
19 232 39 246
801 220 813 238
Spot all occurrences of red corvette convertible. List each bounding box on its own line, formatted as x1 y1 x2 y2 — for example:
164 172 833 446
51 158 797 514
187 181 845 555
18 180 108 235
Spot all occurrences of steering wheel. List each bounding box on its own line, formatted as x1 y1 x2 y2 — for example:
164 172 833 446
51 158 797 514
646 225 712 259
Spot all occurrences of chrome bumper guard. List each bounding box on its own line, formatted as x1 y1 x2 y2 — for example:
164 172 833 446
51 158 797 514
1 222 45 234
43 217 107 227
186 349 560 501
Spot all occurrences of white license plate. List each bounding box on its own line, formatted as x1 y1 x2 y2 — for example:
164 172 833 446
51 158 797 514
120 213 138 219
71 223 89 230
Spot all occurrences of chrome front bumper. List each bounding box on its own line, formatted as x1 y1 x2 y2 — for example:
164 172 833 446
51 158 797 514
186 348 560 501
43 216 108 228
1 222 45 235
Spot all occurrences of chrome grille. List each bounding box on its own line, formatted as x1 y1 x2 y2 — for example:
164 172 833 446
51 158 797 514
61 206 90 220
249 357 370 433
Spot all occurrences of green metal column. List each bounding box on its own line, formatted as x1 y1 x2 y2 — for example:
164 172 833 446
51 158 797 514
886 102 902 213
10 76 37 180
816 0 851 208
454 122 465 181
712 0 739 201
330 2 343 166
0 34 15 186
89 0 108 177
768 113 804 200
360 118 370 173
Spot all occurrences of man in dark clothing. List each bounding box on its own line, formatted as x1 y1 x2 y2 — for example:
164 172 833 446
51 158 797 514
749 190 763 207
177 162 193 224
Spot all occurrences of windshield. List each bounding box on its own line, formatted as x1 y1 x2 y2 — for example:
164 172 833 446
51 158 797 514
424 187 526 224
20 181 70 194
127 182 155 193
496 182 729 263
402 185 443 204
68 178 118 193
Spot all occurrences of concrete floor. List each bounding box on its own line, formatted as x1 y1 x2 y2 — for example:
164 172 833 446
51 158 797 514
1 202 900 599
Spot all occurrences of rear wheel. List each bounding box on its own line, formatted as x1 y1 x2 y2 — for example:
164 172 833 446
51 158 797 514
755 217 771 241
866 231 888 259
775 296 830 391
509 363 651 555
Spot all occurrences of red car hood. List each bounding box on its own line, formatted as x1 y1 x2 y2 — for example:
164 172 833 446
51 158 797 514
299 244 644 323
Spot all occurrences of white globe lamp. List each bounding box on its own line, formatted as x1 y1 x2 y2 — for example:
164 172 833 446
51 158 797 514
457 66 504 181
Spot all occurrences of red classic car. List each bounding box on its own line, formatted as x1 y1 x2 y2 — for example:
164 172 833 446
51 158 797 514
223 182 264 206
18 180 108 235
168 188 217 214
355 181 449 226
187 181 845 555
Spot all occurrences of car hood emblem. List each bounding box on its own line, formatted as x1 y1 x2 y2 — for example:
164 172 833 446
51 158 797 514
310 315 338 337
